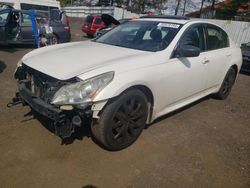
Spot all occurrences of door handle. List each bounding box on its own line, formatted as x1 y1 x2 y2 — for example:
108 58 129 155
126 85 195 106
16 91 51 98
202 59 210 64
226 53 232 57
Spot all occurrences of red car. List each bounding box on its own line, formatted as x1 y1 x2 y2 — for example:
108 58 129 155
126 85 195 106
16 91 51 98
82 15 105 37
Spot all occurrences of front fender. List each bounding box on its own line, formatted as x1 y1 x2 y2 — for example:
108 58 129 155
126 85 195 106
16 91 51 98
92 71 154 102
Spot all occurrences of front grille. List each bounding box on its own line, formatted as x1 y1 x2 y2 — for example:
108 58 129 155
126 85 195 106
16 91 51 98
16 64 77 104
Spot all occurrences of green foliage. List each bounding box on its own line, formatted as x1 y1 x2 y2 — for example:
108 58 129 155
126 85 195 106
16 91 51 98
59 0 72 6
215 0 248 19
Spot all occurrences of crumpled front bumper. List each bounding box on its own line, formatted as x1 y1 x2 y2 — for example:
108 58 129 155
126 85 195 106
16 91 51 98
18 83 63 122
18 82 91 138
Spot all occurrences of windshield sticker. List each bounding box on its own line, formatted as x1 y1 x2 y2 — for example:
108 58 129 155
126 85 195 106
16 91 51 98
157 23 180 28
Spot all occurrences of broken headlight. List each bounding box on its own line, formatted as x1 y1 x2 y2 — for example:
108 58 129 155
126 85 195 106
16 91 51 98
51 72 114 106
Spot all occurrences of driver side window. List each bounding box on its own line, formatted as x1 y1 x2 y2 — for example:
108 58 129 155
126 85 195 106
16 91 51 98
180 25 205 52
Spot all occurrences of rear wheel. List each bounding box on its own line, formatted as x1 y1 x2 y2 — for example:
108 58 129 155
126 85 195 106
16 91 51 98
91 89 148 151
214 67 236 100
49 34 59 45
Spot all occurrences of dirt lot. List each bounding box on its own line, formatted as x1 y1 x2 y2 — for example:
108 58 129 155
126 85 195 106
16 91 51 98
0 24 250 188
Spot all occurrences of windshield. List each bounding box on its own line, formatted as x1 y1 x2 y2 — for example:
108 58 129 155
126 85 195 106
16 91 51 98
95 21 182 52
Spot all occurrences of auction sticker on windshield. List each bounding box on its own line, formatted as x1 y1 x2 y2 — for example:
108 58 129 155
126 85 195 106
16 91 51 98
157 23 180 28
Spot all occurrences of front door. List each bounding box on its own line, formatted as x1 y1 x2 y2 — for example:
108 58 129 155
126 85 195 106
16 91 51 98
153 24 208 117
0 9 10 43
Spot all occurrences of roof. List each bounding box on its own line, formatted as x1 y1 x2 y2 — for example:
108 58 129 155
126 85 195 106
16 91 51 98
137 18 191 25
140 15 190 20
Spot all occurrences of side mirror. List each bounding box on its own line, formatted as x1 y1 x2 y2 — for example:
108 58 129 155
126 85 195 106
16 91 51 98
176 44 200 57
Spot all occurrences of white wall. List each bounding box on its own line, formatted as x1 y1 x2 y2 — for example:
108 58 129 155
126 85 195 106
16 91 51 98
63 6 250 45
113 7 140 20
199 19 250 45
63 6 140 20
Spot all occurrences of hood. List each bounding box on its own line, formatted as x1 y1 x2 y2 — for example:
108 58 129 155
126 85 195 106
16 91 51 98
22 41 150 80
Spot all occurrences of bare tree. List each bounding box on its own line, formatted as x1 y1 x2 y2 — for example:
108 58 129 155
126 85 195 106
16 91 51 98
182 0 188 15
199 0 205 18
210 0 216 17
175 0 181 15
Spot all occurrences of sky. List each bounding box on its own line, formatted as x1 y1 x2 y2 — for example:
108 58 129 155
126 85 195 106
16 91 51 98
162 0 222 15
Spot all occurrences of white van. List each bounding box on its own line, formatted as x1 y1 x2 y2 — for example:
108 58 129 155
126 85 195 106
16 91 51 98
0 0 60 11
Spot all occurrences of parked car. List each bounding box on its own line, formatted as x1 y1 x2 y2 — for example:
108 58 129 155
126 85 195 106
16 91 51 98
82 15 105 37
14 16 242 150
241 42 250 72
0 8 71 45
94 17 131 38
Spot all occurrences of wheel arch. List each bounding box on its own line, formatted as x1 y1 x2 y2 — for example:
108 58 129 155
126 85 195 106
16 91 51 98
231 64 238 74
52 32 60 42
117 85 154 123
94 84 155 123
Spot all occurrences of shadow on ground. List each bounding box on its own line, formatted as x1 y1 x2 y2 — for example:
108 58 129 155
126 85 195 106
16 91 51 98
146 96 211 128
0 44 34 53
240 70 250 76
82 185 98 188
0 61 6 73
20 96 212 150
23 109 92 145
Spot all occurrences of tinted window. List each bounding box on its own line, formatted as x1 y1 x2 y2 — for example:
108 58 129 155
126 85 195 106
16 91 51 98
180 25 205 51
0 10 9 23
94 18 102 24
206 25 229 50
20 3 50 11
86 16 93 23
50 9 60 20
95 21 182 52
21 13 31 23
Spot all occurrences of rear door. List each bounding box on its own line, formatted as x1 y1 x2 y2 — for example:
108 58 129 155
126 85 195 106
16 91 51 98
0 9 10 43
203 24 231 88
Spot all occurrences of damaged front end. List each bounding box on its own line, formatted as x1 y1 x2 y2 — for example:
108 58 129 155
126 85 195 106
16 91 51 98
13 64 93 138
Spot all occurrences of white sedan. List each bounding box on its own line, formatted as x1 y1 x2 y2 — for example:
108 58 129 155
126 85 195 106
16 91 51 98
15 16 242 150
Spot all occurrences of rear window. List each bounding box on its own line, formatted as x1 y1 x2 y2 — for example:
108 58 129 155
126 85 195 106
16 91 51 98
86 15 93 23
94 17 102 24
206 25 229 50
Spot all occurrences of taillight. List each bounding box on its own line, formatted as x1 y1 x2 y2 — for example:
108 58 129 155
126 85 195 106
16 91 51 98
66 16 70 26
64 26 70 33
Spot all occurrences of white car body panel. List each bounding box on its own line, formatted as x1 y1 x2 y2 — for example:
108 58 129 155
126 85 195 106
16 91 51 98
22 41 152 80
20 19 243 122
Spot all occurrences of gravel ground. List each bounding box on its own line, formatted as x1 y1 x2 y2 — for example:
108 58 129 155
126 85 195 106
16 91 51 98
0 19 249 188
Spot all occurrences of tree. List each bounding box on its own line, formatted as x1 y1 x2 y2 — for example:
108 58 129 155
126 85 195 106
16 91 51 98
58 0 72 6
182 0 188 16
175 0 181 15
199 0 205 18
215 0 245 19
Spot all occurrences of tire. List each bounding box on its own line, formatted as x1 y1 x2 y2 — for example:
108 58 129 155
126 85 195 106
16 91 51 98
50 34 59 45
87 33 93 38
214 67 236 100
91 89 148 151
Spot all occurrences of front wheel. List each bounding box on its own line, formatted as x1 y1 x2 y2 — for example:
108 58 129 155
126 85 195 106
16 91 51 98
91 89 148 151
214 67 236 100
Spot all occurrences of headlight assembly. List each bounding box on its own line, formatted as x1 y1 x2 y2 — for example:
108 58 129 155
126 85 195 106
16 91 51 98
51 72 114 106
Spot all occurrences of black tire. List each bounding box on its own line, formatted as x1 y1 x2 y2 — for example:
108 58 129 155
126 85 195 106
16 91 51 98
87 33 93 38
50 34 59 45
91 89 148 151
214 67 236 100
